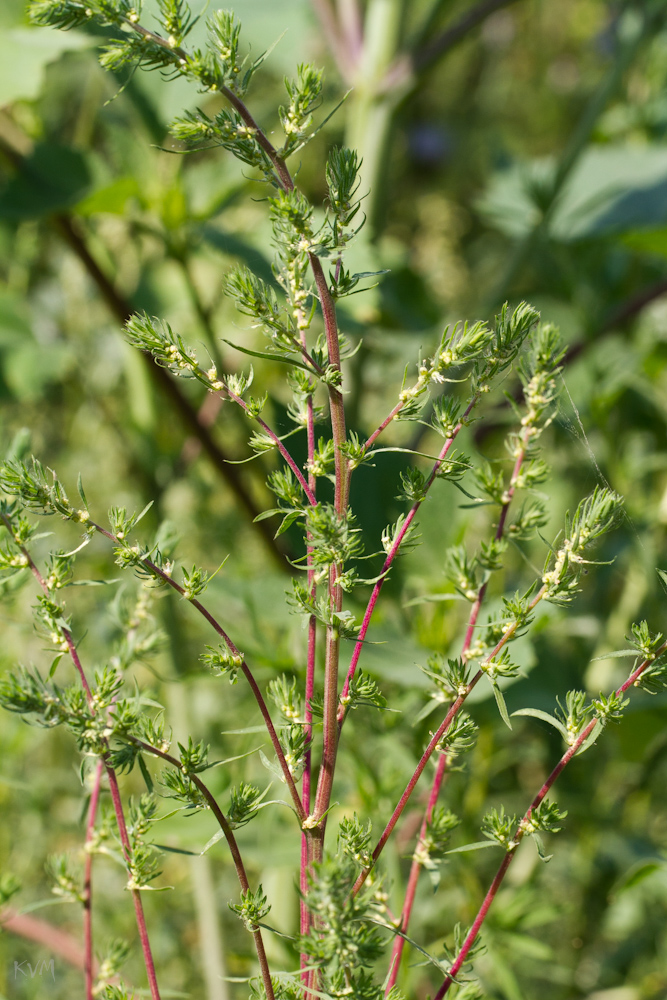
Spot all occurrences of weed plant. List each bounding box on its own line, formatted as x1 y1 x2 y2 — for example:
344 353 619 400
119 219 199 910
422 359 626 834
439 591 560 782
1 3 666 999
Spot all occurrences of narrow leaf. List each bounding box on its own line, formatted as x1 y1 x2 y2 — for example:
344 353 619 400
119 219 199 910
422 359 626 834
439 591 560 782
446 840 501 854
492 681 512 729
574 719 603 756
512 707 568 739
222 339 310 370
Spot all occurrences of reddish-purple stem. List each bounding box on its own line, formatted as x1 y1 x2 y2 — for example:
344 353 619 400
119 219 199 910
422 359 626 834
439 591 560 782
353 583 547 896
434 639 667 997
300 328 318 979
0 514 163 1000
386 429 531 990
227 389 317 507
91 520 306 824
130 738 276 1000
339 398 478 715
83 759 104 1000
363 401 405 454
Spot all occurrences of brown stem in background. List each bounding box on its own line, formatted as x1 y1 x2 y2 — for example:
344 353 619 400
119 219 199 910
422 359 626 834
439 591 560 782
0 907 100 974
52 215 288 570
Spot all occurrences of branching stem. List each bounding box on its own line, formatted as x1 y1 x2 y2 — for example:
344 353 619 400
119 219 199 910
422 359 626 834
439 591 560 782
90 520 307 823
434 637 667 997
128 738 276 1000
386 422 532 990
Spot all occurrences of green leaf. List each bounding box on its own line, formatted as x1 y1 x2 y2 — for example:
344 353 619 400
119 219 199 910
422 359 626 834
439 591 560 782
532 832 553 863
0 27 90 105
492 681 512 729
275 509 302 537
511 707 568 739
74 177 141 217
138 754 154 794
446 840 501 854
253 508 282 522
0 143 92 219
574 719 603 756
258 749 284 781
222 339 311 371
611 859 664 898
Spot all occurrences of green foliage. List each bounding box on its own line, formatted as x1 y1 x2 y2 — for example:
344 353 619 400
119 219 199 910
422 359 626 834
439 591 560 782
229 884 271 931
3 3 667 999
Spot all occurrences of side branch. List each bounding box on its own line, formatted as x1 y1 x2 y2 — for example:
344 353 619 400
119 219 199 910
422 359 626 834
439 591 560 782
353 584 547 895
90 521 307 824
339 397 479 718
434 638 667 997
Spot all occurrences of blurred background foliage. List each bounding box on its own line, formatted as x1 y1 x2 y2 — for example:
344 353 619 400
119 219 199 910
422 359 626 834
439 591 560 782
1 0 667 998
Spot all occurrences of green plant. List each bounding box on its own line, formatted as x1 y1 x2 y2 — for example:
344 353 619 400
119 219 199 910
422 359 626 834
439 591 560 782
1 3 666 1000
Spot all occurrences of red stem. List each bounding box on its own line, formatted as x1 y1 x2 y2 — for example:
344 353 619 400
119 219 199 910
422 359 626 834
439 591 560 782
227 389 317 507
91 520 307 824
433 638 667 997
353 583 547 896
386 429 531 990
0 514 163 999
300 330 318 982
83 760 104 1000
130 738 276 1000
339 398 478 717
105 765 161 1000
363 401 405 453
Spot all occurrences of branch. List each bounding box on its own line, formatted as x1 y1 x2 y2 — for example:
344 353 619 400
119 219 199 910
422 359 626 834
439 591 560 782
128 738 276 1000
434 637 667 997
414 0 521 74
0 514 162 1000
352 584 547 895
386 422 533 989
52 214 288 571
380 0 522 95
339 396 480 719
89 520 307 825
0 908 98 975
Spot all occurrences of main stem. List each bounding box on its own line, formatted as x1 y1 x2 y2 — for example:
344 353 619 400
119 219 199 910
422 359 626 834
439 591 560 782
300 320 318 980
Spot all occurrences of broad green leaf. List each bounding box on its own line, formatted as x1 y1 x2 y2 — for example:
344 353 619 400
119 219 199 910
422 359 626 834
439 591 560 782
0 27 90 105
0 143 92 219
75 177 141 217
